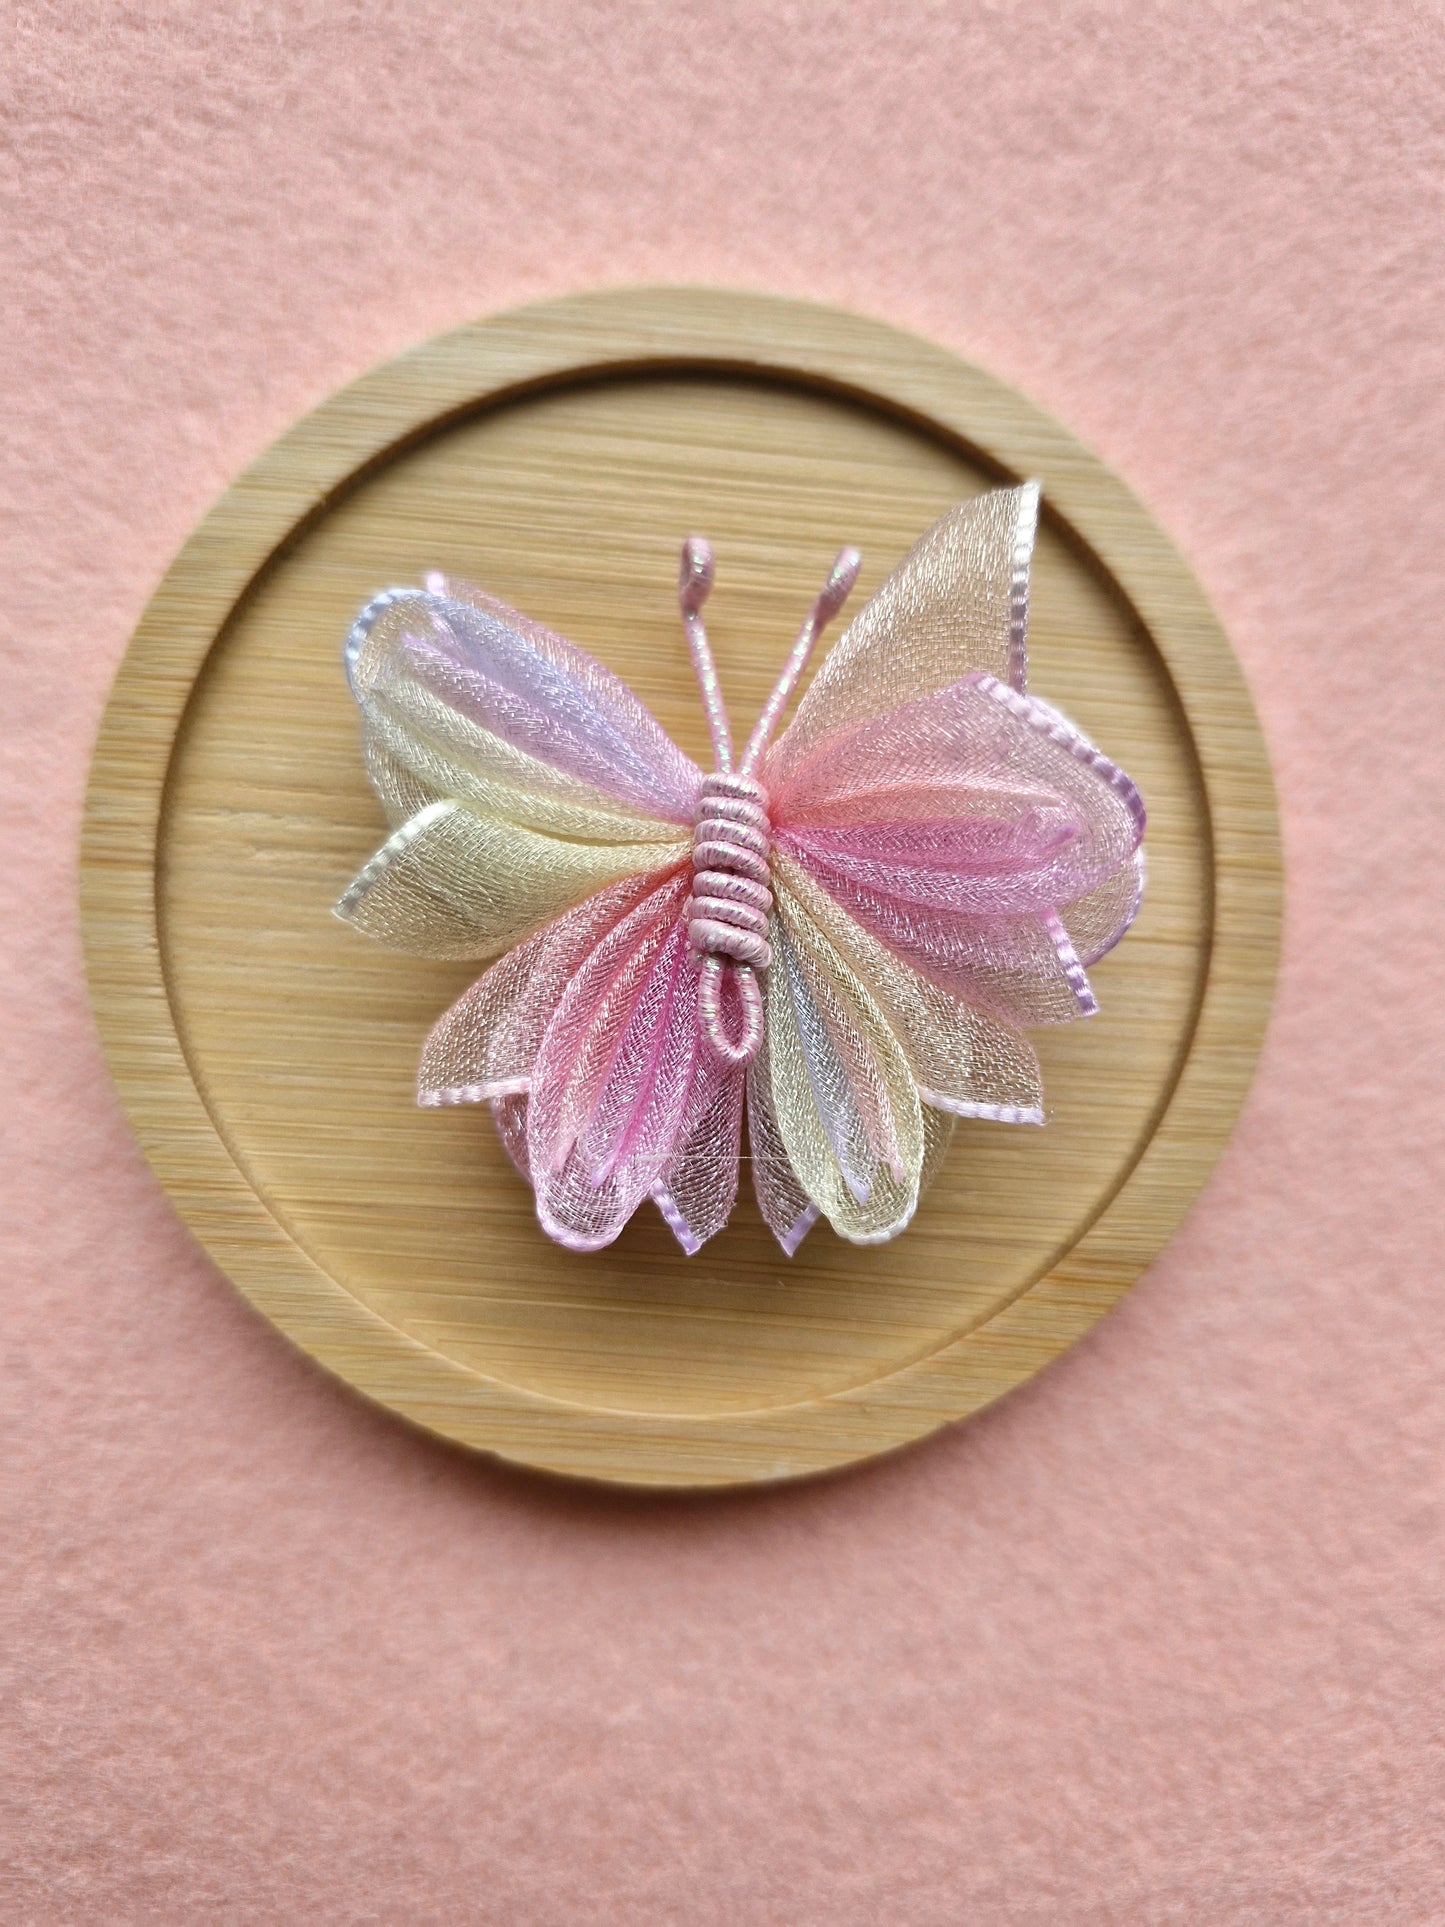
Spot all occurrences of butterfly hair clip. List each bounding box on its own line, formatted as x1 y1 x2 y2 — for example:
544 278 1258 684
336 486 1146 1254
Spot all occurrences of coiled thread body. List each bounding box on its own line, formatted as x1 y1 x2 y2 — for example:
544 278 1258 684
688 772 772 1067
688 772 773 968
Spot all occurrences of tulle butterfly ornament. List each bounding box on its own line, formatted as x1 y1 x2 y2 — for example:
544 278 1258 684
337 486 1146 1254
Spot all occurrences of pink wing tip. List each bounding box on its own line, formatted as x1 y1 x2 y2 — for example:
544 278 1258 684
779 1205 820 1258
653 1186 704 1255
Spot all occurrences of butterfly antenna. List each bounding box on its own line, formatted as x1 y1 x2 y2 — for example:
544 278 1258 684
739 547 861 777
678 536 734 773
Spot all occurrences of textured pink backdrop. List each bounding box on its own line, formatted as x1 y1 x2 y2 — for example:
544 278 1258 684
5 4 1444 1920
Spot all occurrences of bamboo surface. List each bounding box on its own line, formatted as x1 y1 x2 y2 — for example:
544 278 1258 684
80 288 1280 1488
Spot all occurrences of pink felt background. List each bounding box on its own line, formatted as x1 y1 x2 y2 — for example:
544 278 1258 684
5 4 1444 1919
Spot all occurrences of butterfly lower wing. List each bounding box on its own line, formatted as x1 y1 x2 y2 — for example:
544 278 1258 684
653 1072 745 1256
771 851 1046 1122
745 1022 821 1255
754 876 926 1245
522 873 740 1251
416 869 682 1104
418 867 739 1252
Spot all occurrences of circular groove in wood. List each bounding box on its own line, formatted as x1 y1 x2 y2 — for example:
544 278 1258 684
80 288 1280 1487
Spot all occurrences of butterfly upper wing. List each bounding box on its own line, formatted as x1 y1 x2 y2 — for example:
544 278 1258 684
773 674 1146 1020
339 578 698 960
765 485 1039 800
757 485 1145 1246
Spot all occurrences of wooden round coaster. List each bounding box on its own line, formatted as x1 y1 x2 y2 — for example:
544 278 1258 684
81 288 1279 1488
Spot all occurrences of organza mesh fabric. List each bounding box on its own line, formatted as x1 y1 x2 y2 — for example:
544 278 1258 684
771 853 1045 1123
765 487 1037 794
653 1072 744 1256
765 671 1145 1032
349 586 699 839
337 803 686 962
337 490 1146 1254
765 910 925 1243
417 870 686 1103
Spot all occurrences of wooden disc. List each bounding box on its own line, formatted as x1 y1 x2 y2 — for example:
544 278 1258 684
81 288 1279 1488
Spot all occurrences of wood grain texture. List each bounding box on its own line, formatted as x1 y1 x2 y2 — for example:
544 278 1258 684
80 287 1280 1488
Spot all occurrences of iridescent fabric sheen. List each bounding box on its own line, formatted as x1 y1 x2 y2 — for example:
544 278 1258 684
337 487 1145 1254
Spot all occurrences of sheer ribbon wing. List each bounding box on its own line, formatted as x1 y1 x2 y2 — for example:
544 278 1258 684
337 488 1146 1255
